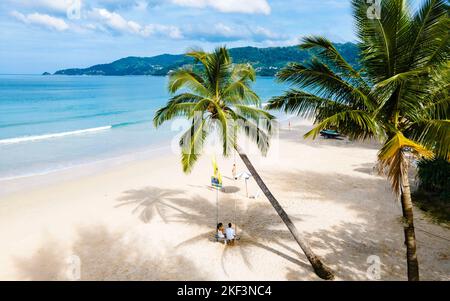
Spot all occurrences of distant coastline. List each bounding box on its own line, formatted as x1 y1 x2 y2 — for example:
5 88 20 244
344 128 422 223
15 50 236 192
51 43 359 77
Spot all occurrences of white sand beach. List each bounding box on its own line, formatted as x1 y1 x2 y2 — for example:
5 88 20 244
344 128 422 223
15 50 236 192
0 118 449 281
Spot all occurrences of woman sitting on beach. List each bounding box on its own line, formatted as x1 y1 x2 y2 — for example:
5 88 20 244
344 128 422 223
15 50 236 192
217 223 225 240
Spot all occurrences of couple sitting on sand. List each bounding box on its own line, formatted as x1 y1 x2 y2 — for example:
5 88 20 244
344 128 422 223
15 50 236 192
217 222 236 245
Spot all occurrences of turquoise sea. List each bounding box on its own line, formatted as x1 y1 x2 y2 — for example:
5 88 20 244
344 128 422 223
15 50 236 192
0 75 288 180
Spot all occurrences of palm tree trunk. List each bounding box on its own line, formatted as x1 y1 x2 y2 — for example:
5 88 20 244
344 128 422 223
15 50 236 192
235 146 335 280
400 172 420 281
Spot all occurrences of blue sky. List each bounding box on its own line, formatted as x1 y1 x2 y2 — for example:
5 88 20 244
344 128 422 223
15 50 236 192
0 0 357 74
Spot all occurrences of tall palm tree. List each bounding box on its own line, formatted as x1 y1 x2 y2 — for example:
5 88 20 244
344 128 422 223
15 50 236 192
267 0 449 281
154 47 335 280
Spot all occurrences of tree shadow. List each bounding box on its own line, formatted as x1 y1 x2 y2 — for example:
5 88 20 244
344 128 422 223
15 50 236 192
261 169 425 280
303 222 398 280
264 169 392 207
13 237 67 281
116 187 187 223
115 186 273 277
298 219 448 280
115 181 388 279
353 162 377 176
111 172 450 280
168 195 312 276
14 225 208 280
221 186 240 194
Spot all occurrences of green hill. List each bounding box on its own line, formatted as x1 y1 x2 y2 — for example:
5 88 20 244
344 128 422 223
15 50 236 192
54 43 359 77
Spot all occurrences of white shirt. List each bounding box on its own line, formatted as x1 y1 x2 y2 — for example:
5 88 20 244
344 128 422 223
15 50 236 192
225 227 235 240
217 230 225 238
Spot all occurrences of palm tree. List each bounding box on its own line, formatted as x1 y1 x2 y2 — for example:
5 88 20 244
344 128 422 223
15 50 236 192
154 47 335 280
266 0 449 281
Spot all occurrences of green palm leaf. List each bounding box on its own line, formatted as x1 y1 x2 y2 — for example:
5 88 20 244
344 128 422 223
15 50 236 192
180 118 207 173
304 110 379 140
154 46 275 173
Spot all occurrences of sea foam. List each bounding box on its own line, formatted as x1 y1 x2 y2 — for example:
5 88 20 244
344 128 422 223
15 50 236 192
0 126 111 145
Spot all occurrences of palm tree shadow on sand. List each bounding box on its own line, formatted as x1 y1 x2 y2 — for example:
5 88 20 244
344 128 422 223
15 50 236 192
115 185 312 276
168 169 407 280
116 187 188 223
167 195 313 276
14 225 208 280
113 174 442 280
263 169 414 280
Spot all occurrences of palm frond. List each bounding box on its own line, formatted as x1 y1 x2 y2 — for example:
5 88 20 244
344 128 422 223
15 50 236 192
374 68 430 89
153 93 203 127
186 49 208 65
407 119 450 160
352 0 392 80
266 89 351 120
234 104 275 122
300 36 368 88
223 81 260 105
304 110 379 140
235 114 272 156
233 104 275 137
207 100 234 156
370 68 431 117
422 97 450 120
379 131 434 161
231 63 256 82
168 69 209 96
180 117 208 173
407 0 450 68
378 131 434 194
277 60 373 110
203 47 232 96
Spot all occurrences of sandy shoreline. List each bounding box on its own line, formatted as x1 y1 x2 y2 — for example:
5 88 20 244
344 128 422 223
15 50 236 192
0 119 449 280
0 143 173 198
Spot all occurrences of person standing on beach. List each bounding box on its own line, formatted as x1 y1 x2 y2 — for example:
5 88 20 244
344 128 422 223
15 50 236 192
232 164 237 180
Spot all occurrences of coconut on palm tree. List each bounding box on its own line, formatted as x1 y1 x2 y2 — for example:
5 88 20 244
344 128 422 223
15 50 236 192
154 47 335 280
267 0 449 281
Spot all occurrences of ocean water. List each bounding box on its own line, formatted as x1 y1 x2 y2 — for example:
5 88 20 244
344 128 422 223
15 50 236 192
0 75 288 180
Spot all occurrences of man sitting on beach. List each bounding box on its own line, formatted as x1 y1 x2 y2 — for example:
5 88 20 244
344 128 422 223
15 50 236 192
225 223 236 245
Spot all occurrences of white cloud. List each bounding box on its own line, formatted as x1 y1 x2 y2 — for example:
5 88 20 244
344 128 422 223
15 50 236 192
89 8 182 38
142 24 183 39
11 11 69 31
7 0 74 13
90 8 136 33
184 22 285 42
7 2 277 41
171 0 271 14
33 0 71 12
252 26 282 40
